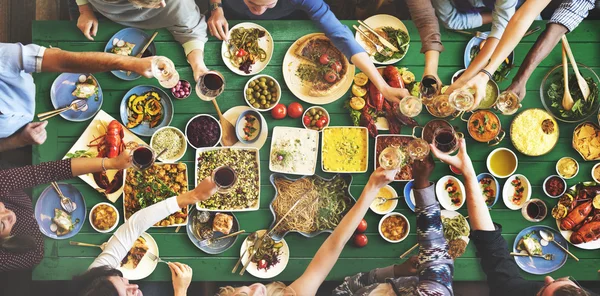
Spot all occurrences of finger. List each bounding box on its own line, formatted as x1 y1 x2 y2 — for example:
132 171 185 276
169 262 182 276
208 23 217 38
429 143 451 163
224 21 229 38
217 24 227 41
83 22 94 41
33 121 48 132
91 20 98 37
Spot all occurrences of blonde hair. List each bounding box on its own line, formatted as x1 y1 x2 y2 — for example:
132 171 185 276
218 282 295 296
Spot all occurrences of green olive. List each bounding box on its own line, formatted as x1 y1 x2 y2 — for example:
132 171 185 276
253 92 260 99
246 88 253 94
249 98 256 104
309 109 317 115
266 94 272 100
259 77 267 82
311 120 316 126
271 92 278 98
318 110 323 116
268 81 274 87
261 90 269 96
253 103 260 108
253 85 260 91
259 82 267 88
249 81 256 88
259 95 266 100
261 99 267 105
315 114 320 120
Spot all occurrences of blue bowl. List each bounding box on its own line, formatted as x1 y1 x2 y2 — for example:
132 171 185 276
512 225 568 275
403 180 416 212
476 173 500 208
104 28 157 81
235 110 262 144
50 73 103 122
185 207 239 255
268 173 355 241
34 183 86 240
119 85 174 137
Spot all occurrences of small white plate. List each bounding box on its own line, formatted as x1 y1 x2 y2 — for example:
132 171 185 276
503 174 531 210
354 14 410 65
221 22 274 76
436 176 466 211
115 232 159 280
223 106 269 149
240 230 289 279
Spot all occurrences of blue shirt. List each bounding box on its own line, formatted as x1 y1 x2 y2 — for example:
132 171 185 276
0 43 45 138
223 0 365 60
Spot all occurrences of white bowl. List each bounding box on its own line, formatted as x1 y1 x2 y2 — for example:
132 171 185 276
502 174 531 210
243 74 281 112
185 114 222 149
150 126 187 163
592 163 600 183
89 202 119 233
369 185 398 215
378 212 410 243
302 106 330 131
556 157 579 179
486 147 518 178
542 175 567 198
435 175 466 211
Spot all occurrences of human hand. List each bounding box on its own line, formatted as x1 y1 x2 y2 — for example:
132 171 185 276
193 177 218 201
106 148 133 170
381 85 410 104
18 121 48 147
422 71 442 94
462 72 489 111
77 5 98 41
188 49 209 81
412 154 435 189
207 8 229 40
168 262 193 296
430 138 474 177
504 80 526 102
367 167 398 190
394 256 419 276
132 57 154 78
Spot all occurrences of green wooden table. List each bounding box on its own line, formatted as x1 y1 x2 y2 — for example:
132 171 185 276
31 20 600 282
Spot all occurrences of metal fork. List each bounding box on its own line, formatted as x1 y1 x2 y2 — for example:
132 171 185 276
510 252 555 261
146 251 169 264
353 25 393 57
51 182 75 213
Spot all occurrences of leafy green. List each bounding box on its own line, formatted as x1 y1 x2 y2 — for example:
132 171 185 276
373 27 410 63
344 100 362 126
470 44 512 82
547 73 599 120
66 149 98 159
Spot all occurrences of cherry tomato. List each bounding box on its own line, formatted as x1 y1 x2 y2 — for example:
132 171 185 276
316 118 326 128
321 115 329 125
257 259 267 270
303 115 311 126
236 48 248 57
287 102 304 119
271 103 287 119
356 219 367 233
353 233 368 248
330 61 342 73
324 71 337 83
319 54 330 65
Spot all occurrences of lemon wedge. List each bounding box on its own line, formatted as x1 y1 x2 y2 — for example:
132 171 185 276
352 84 367 97
353 73 369 87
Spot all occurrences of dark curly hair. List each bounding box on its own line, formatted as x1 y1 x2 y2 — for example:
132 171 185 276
71 265 123 296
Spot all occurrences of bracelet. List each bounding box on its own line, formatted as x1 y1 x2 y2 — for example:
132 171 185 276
479 69 494 82
101 157 107 171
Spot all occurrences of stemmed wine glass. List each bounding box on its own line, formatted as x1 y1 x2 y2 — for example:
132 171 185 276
407 138 430 161
151 56 179 88
379 145 407 170
196 70 225 101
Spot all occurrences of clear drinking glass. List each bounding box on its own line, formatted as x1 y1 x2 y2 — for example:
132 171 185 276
131 145 156 171
428 94 456 118
522 199 548 222
378 145 406 170
420 75 439 106
407 138 430 161
398 96 423 117
432 127 463 154
196 70 225 101
212 165 237 193
449 88 475 111
496 91 521 115
151 56 179 88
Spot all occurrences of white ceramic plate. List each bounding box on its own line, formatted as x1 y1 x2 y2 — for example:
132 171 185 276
441 210 470 245
555 183 600 250
270 126 319 175
282 33 355 105
240 230 289 279
223 106 269 149
116 232 158 280
221 22 274 76
62 110 147 203
502 174 531 210
436 176 466 211
354 14 410 65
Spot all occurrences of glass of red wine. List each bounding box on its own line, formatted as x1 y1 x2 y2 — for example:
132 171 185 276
212 166 237 193
521 199 547 222
131 145 156 171
432 127 464 154
196 70 225 101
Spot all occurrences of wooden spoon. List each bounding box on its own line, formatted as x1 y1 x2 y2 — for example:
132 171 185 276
561 46 575 111
561 35 591 101
211 99 237 146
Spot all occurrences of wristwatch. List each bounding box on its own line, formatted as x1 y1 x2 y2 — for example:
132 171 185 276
211 2 223 11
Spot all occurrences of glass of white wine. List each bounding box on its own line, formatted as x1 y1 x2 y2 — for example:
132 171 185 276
449 88 475 111
379 145 406 170
151 56 179 88
398 96 423 117
407 138 430 161
496 91 521 115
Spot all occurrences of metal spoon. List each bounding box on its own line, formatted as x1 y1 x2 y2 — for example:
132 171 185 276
38 99 88 121
376 197 401 205
539 229 579 261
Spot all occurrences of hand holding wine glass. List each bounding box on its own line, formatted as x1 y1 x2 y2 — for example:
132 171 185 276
430 138 474 176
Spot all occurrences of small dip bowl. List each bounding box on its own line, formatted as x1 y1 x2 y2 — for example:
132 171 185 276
369 185 398 215
302 106 330 131
150 126 187 162
185 114 222 149
543 175 567 198
89 202 119 233
486 148 518 179
171 79 191 100
556 157 579 179
378 212 410 243
235 110 262 144
592 163 600 183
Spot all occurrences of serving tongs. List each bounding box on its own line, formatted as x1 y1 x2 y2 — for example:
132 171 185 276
357 20 399 52
353 25 393 58
126 31 159 76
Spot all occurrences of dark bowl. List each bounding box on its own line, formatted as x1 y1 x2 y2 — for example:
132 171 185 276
268 173 356 241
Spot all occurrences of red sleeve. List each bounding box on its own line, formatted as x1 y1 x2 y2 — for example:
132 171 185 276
0 159 73 197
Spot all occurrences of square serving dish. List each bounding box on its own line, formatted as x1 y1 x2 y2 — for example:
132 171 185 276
321 126 369 173
269 127 319 176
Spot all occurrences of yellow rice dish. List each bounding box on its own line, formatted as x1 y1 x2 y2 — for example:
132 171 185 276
510 109 559 156
322 127 368 172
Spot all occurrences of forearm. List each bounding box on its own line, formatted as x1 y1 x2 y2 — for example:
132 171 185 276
456 37 499 85
0 160 72 196
351 53 388 90
405 0 444 53
0 135 25 153
41 48 141 73
464 171 495 231
423 50 440 76
511 23 567 86
483 0 551 73
70 157 122 177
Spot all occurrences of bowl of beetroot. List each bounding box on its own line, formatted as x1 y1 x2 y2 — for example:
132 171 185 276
185 114 222 149
171 80 191 99
543 175 567 198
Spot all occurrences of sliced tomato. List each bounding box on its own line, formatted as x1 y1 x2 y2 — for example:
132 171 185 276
319 54 330 65
324 71 338 83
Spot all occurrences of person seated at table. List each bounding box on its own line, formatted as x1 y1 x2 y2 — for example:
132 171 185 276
431 138 595 296
437 0 518 95
71 177 218 296
0 42 152 153
217 161 454 296
207 0 410 103
0 150 133 273
502 0 595 101
73 0 210 81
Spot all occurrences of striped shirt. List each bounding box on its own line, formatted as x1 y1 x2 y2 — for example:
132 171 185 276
549 0 596 32
332 184 453 296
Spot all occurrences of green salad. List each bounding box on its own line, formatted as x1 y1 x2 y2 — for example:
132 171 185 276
372 27 409 63
548 73 599 120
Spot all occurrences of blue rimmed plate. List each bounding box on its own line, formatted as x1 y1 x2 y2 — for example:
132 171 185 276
404 180 416 212
513 225 568 275
186 207 239 255
268 173 356 241
119 85 173 137
104 28 156 80
34 183 86 239
477 173 500 208
50 73 102 122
